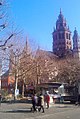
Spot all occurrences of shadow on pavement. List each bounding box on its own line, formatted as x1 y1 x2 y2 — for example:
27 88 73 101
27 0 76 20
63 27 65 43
53 103 74 108
55 105 70 108
1 108 32 113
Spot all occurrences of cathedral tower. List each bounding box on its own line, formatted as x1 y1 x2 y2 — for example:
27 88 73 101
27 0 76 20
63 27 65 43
73 28 80 59
52 10 72 57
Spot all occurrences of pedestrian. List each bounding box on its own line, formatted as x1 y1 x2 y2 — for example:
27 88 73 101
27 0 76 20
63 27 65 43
60 94 64 103
45 93 50 109
31 93 38 112
37 93 45 113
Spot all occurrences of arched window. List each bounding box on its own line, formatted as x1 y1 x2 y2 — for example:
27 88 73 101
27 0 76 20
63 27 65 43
66 33 68 39
69 34 70 40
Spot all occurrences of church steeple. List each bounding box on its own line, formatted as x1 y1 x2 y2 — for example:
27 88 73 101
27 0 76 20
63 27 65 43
73 27 78 38
73 28 80 59
58 8 64 21
52 10 72 58
60 8 62 14
23 37 31 55
73 28 79 51
56 9 67 31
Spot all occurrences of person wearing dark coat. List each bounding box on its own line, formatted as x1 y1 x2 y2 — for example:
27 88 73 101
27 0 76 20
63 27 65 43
31 94 37 112
37 94 45 113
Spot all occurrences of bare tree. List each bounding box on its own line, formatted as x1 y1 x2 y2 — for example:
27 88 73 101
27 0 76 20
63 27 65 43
56 57 80 84
0 0 15 48
8 38 33 98
0 0 15 89
30 49 59 85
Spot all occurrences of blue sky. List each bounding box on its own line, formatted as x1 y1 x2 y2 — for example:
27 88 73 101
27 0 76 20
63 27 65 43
10 0 80 51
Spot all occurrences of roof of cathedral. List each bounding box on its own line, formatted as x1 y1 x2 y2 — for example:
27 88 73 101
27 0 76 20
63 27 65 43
1 70 9 78
55 9 70 31
36 49 58 60
58 9 65 22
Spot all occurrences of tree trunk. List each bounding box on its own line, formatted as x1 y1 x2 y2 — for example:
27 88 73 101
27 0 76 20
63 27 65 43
22 79 24 98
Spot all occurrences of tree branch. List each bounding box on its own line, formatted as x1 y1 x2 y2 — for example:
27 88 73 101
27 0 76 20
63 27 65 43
0 34 14 47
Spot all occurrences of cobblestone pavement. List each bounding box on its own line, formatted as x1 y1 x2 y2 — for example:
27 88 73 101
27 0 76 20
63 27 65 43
0 102 79 119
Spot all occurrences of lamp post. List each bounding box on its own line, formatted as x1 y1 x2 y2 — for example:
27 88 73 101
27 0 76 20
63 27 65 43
36 62 41 84
13 49 21 101
13 50 19 101
14 54 18 101
36 61 39 84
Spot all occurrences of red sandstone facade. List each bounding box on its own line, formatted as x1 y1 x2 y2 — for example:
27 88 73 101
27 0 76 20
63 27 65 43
52 10 72 58
1 71 15 93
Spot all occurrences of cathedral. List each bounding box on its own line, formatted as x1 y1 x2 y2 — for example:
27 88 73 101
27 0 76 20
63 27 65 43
52 9 80 59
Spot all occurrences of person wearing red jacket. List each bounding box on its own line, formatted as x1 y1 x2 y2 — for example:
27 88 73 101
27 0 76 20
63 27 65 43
45 94 50 109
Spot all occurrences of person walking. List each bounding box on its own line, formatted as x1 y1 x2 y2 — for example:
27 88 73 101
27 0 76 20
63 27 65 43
31 94 38 112
45 93 50 109
37 93 45 113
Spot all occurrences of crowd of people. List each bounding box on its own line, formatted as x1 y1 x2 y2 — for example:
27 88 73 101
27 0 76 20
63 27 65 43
31 92 50 113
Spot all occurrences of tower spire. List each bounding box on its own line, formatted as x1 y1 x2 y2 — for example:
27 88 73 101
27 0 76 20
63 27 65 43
75 27 76 30
74 27 78 36
73 27 78 50
73 27 80 59
53 10 72 58
60 8 62 14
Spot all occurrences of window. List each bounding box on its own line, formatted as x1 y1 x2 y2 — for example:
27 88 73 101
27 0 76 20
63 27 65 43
67 46 69 49
69 42 71 45
69 34 70 40
66 33 68 39
67 41 68 44
59 33 64 39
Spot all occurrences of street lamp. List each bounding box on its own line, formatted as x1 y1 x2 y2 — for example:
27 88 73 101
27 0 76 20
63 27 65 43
12 49 22 101
12 50 19 101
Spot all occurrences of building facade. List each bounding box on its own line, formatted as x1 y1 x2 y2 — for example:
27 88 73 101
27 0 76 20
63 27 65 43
1 70 15 93
52 9 80 59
